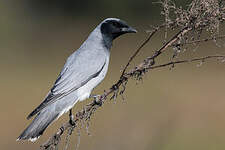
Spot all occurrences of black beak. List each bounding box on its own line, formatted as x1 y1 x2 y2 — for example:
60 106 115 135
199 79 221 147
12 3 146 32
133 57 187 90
121 27 137 33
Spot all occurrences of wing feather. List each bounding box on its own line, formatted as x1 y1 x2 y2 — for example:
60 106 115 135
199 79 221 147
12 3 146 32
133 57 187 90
27 49 106 119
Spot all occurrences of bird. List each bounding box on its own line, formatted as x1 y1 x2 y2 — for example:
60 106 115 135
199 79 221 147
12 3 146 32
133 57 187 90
17 18 137 142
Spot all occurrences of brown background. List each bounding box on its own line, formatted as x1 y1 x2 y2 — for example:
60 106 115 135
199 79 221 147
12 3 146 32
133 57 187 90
1 1 225 150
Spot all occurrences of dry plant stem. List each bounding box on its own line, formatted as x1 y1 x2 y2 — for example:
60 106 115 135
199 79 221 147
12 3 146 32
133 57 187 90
125 55 225 77
120 24 165 78
127 26 192 75
40 121 75 150
171 34 225 47
147 55 225 70
122 25 191 80
120 21 178 78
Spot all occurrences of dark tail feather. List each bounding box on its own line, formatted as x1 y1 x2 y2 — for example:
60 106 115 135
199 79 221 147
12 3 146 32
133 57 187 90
26 92 54 120
17 109 59 142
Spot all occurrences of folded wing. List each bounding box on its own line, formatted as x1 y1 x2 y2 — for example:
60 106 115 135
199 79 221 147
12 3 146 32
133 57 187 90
27 50 106 119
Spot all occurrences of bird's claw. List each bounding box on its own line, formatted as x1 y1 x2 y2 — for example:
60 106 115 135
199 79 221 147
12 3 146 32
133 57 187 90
94 99 102 106
69 109 75 126
91 95 102 106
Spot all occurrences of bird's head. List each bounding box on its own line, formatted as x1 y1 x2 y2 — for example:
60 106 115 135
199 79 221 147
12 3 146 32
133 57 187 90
100 18 137 40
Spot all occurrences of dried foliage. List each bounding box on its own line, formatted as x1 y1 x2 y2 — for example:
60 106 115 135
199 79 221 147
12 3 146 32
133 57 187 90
40 0 225 149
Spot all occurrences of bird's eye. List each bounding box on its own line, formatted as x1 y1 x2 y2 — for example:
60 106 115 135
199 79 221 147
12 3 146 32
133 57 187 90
112 22 119 27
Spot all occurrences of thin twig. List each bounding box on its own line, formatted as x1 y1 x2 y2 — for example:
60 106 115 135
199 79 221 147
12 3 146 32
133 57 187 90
120 24 165 78
171 34 225 47
149 55 225 70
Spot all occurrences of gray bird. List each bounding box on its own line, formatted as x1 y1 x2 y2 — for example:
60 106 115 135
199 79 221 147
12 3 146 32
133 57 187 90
17 18 137 142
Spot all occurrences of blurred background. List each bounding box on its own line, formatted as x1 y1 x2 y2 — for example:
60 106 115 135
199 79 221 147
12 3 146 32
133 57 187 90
1 0 225 150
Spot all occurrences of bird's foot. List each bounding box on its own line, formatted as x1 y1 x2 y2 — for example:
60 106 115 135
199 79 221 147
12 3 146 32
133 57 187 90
69 109 75 126
90 94 102 106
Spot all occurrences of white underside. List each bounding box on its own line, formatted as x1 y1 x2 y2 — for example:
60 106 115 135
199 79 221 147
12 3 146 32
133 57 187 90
57 56 109 121
29 136 40 142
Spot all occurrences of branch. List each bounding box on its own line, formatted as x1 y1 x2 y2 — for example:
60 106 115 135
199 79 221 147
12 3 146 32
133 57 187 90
148 55 225 70
171 35 225 47
120 24 164 78
125 26 192 76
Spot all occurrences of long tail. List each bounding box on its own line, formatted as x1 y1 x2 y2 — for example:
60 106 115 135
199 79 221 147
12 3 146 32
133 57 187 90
17 108 59 142
17 91 78 142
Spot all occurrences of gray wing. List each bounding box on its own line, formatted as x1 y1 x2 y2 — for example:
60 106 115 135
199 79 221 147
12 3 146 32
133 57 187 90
27 49 106 119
